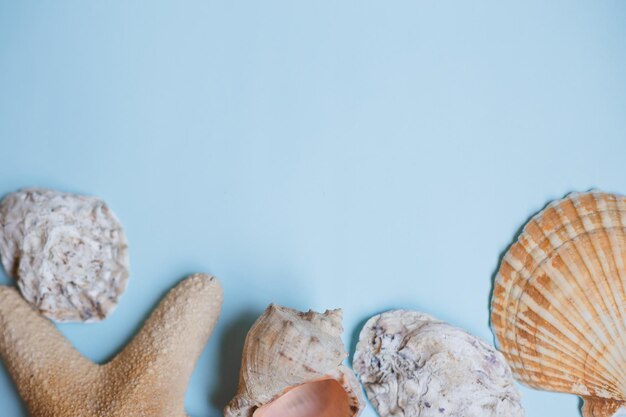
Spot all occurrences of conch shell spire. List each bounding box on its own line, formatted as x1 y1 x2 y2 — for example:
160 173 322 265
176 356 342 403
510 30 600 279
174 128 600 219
225 304 364 417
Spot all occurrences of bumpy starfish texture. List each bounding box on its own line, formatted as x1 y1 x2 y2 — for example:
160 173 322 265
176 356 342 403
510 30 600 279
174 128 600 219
0 273 223 417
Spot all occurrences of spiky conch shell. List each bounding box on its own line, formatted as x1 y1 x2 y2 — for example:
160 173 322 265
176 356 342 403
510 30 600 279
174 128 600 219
491 191 626 417
224 304 364 417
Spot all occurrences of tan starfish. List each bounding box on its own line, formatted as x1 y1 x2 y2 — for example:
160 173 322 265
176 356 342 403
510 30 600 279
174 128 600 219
0 273 223 417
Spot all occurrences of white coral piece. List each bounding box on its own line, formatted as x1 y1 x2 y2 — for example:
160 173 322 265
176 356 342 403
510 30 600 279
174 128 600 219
0 188 129 322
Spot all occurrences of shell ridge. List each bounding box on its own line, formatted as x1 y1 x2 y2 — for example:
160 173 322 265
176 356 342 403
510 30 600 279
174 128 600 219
505 208 572 383
513 307 614 391
571 195 626 386
555 234 625 385
532 225 625 391
514 297 617 393
575 196 623 333
600 196 626 393
509 201 626 389
505 247 536 383
510 234 607 387
491 191 626 406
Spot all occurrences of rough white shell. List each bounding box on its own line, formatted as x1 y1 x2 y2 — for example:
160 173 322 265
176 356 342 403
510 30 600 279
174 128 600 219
354 310 524 417
491 191 626 417
0 188 129 322
224 304 364 417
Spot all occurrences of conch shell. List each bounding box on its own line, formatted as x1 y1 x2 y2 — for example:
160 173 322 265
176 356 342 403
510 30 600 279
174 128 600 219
491 191 626 417
224 304 364 417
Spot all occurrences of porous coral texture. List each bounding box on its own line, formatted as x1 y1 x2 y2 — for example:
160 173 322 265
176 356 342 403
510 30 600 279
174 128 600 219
0 273 223 417
0 188 129 322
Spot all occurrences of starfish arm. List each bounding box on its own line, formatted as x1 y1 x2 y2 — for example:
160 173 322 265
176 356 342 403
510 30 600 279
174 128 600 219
105 273 223 416
0 285 99 416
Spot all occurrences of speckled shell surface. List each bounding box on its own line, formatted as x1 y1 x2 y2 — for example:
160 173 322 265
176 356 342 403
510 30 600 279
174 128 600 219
353 310 524 417
224 304 364 417
491 191 626 417
0 188 129 322
0 273 223 417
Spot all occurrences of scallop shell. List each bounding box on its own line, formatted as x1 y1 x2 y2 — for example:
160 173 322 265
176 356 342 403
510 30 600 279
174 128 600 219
353 310 524 417
224 304 364 417
491 191 626 417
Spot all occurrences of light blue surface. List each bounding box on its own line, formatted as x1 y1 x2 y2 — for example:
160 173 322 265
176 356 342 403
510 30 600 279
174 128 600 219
0 1 625 416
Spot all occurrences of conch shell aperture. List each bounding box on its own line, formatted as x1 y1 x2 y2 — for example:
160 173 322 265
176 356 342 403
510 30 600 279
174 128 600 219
491 191 626 417
224 304 364 417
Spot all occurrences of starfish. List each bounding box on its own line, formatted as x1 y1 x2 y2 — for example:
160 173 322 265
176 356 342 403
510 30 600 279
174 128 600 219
0 273 223 417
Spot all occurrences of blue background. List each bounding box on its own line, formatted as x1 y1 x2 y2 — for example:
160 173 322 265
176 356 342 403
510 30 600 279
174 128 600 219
1 1 625 416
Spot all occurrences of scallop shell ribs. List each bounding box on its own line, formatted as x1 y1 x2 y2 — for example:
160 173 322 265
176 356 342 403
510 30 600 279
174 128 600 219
491 191 626 417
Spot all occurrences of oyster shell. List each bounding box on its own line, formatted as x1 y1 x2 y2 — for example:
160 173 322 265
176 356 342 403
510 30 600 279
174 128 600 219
491 191 626 417
224 304 364 417
353 310 524 417
0 188 129 322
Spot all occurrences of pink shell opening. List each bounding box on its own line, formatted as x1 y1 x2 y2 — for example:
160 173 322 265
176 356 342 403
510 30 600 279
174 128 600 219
252 378 354 417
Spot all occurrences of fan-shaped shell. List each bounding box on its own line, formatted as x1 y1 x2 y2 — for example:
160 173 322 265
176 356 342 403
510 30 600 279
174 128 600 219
224 304 364 417
491 191 626 417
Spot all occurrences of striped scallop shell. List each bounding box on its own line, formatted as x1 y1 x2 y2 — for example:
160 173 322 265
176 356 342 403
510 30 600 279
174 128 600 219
491 191 626 417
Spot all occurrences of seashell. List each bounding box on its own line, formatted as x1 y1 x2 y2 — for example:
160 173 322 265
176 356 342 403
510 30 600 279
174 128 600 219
224 304 364 417
0 188 129 322
491 191 626 417
353 310 524 417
